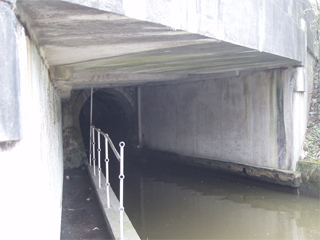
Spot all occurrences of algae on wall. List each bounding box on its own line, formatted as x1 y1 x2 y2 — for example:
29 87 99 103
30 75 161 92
296 160 320 193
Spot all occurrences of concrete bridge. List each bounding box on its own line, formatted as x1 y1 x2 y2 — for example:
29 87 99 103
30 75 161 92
0 0 318 239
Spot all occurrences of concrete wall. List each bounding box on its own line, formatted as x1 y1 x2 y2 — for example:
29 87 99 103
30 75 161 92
0 2 21 141
62 90 89 169
0 3 63 239
140 62 314 171
66 0 312 63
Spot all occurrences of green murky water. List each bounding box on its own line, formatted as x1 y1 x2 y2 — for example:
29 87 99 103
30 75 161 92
119 159 320 240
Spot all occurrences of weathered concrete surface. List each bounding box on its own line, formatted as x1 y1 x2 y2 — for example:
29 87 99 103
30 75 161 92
14 0 315 171
62 96 88 169
15 0 303 98
0 7 63 240
0 2 21 141
66 0 313 62
140 66 313 171
142 148 302 188
297 161 320 195
0 2 316 240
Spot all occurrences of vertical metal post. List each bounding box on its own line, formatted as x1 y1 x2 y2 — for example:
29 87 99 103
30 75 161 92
97 129 101 188
92 127 96 176
89 87 93 166
137 86 142 148
105 134 110 208
119 142 125 240
89 126 92 166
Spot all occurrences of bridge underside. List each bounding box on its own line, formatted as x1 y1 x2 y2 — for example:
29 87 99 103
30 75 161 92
15 0 312 183
16 0 299 98
2 2 318 240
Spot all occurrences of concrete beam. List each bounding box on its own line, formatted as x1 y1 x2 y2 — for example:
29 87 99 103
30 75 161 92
65 0 310 62
15 0 302 97
71 71 243 89
50 66 73 99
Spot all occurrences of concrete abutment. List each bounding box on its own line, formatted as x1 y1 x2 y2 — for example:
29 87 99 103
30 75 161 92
139 67 313 171
1 3 63 239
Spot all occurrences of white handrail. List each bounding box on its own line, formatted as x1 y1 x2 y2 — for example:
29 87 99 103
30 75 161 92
89 87 93 166
90 125 125 240
92 127 96 176
119 141 125 240
104 133 121 161
105 134 110 208
97 129 102 188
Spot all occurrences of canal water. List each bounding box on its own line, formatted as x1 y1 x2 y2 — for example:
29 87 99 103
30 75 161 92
108 155 320 240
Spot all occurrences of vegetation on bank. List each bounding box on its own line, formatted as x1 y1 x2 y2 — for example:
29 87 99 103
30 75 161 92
303 81 320 164
303 0 320 163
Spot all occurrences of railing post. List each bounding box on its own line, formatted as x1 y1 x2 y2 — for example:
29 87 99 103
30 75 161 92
119 141 125 240
89 126 92 166
88 126 126 239
97 129 102 188
89 87 93 166
104 134 110 208
92 127 96 176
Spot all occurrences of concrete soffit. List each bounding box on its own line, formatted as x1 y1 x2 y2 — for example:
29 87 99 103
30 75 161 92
15 0 301 99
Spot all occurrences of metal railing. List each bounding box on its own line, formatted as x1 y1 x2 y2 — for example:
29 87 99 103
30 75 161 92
89 87 126 239
90 125 125 240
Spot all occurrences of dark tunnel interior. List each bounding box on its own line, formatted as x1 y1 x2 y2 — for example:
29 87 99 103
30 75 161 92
79 89 140 198
79 89 135 159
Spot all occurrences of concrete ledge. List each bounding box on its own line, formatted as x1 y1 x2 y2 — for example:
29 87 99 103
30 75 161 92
86 164 140 240
141 148 302 188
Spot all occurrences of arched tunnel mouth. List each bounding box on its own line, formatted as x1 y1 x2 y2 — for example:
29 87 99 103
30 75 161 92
79 89 136 159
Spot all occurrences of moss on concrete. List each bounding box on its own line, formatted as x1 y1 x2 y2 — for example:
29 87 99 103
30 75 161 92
296 160 320 194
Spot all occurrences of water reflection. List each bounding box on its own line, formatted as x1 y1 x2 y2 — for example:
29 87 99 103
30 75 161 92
122 159 320 239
